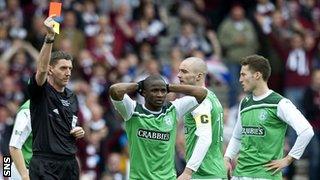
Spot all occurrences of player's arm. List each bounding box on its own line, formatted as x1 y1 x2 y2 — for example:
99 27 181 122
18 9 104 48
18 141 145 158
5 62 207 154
9 148 29 180
180 99 214 178
109 83 138 101
169 84 207 103
265 98 314 174
109 83 137 121
9 109 31 180
35 15 56 86
224 103 242 177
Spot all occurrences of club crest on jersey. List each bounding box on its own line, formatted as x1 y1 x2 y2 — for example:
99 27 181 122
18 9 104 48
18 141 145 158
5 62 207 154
259 110 268 121
164 117 172 126
60 99 70 106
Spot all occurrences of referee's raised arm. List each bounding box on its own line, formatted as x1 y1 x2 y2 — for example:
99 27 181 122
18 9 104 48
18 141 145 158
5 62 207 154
35 15 56 86
28 15 82 180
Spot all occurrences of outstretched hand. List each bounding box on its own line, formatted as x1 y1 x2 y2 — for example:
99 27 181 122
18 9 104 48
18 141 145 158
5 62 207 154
70 126 85 139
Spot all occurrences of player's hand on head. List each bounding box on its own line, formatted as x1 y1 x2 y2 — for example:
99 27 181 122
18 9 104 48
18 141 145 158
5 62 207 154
136 80 144 95
44 14 57 36
70 126 85 139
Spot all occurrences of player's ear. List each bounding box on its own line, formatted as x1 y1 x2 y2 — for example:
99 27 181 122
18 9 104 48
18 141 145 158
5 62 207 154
48 66 53 75
141 89 146 97
255 72 261 80
196 73 202 80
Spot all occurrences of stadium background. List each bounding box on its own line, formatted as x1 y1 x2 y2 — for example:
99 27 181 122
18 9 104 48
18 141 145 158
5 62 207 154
0 0 320 179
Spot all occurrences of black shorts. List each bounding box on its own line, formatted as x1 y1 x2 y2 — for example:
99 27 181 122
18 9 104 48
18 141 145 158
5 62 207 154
29 153 79 180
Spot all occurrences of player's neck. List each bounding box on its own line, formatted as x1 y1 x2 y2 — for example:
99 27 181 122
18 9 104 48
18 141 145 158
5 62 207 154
252 82 269 97
48 78 65 92
195 81 205 87
144 103 162 112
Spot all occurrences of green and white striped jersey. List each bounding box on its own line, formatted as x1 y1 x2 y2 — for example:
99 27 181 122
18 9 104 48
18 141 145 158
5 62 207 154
184 89 227 179
111 94 199 180
234 92 286 179
9 100 33 168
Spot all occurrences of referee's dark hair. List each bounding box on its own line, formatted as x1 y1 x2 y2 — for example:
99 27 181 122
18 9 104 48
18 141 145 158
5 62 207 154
50 51 73 66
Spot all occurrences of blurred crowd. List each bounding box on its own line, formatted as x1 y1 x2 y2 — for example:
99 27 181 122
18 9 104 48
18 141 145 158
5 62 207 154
0 0 320 179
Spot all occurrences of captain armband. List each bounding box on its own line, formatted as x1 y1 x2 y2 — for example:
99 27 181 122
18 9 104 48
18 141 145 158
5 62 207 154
194 114 211 126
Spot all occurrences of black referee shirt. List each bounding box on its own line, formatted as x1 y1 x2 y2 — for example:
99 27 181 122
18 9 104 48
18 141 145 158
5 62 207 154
28 74 79 155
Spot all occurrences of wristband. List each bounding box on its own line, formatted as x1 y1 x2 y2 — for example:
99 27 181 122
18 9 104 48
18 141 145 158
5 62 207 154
45 36 54 44
166 84 170 93
137 80 144 95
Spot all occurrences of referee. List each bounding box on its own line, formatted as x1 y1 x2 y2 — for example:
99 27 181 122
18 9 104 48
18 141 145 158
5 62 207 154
27 15 85 179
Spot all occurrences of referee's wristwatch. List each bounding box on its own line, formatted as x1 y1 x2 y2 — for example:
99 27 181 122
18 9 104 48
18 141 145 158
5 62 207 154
45 35 55 44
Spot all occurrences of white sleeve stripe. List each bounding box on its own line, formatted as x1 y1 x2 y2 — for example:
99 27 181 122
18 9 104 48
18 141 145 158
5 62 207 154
9 109 31 149
172 96 199 120
224 137 241 160
111 94 136 121
277 98 311 135
224 103 242 159
186 136 212 171
288 127 314 159
277 98 314 159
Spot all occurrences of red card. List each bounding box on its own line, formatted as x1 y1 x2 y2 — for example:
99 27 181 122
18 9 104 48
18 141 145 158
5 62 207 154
48 2 62 16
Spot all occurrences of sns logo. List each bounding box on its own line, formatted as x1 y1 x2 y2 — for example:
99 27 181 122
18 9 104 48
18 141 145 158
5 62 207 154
3 156 11 177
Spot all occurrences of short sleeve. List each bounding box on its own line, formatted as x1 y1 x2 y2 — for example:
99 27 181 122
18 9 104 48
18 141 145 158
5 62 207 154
27 73 45 101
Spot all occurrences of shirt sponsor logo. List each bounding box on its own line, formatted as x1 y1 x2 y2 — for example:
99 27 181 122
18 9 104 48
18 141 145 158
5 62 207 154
137 129 170 141
14 130 22 136
242 126 265 136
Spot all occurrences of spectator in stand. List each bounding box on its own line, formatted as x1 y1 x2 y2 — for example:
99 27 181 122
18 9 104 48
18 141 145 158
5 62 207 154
54 10 85 57
134 1 166 45
26 15 47 50
102 152 126 180
302 69 320 180
218 4 258 107
110 2 134 58
81 0 99 38
173 21 203 56
0 25 12 54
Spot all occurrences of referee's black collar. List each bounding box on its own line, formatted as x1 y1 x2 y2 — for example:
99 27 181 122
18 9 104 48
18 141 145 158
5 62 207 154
48 82 73 98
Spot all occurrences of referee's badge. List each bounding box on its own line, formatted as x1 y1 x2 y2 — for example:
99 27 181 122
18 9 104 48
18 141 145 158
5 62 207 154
259 110 268 121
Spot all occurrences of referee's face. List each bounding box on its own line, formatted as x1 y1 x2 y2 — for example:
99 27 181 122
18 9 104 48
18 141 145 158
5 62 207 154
49 59 73 88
